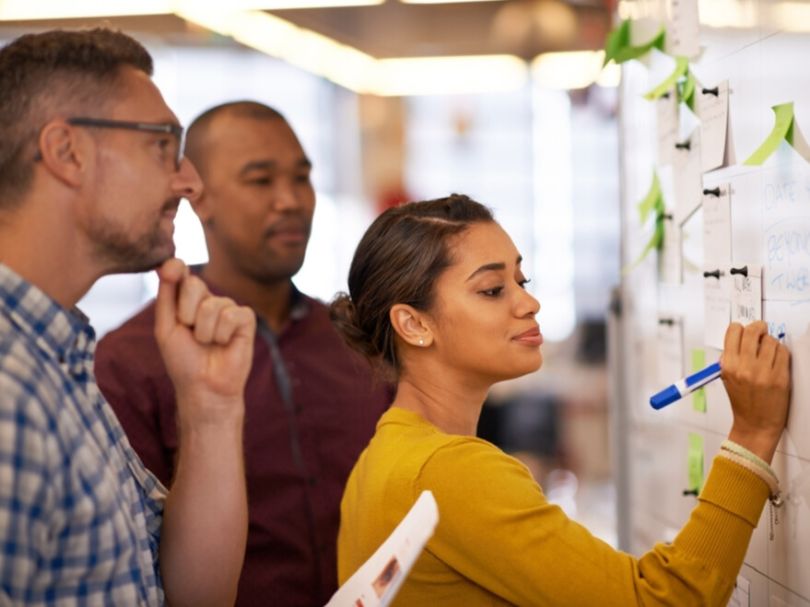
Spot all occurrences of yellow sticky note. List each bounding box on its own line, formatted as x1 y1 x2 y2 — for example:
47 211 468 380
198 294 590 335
691 349 707 413
687 433 704 493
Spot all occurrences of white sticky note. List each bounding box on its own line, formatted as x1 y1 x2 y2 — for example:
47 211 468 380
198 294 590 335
697 81 730 173
660 216 683 284
730 265 762 325
674 129 703 223
764 214 810 302
657 90 679 166
657 315 684 387
704 271 730 349
668 0 700 59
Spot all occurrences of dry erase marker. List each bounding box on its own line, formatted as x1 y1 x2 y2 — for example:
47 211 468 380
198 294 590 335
650 362 722 409
650 332 786 409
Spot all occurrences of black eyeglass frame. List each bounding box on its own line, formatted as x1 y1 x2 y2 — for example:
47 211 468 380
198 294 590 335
32 117 185 168
67 117 185 168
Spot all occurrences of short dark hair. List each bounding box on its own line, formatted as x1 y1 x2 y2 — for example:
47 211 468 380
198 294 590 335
330 194 494 377
0 28 153 207
185 101 286 177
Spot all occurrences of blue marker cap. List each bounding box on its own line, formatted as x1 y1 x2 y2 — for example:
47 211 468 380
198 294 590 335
650 385 681 409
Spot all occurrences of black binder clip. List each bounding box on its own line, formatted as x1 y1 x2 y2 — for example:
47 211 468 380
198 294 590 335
729 266 749 277
675 140 691 150
702 187 721 197
703 269 722 279
701 86 719 97
658 318 676 326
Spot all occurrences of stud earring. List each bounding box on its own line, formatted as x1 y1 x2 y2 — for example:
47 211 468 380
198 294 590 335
418 337 425 346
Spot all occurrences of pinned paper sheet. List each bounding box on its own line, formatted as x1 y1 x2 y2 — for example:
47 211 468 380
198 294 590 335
667 0 700 59
704 269 730 349
697 81 731 172
657 316 684 387
673 129 703 222
326 491 438 607
645 56 689 101
687 432 704 493
657 90 679 166
743 102 810 165
730 265 762 324
702 184 732 268
603 19 666 65
691 349 707 413
727 575 750 607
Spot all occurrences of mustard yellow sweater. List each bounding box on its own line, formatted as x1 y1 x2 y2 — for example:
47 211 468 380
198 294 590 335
337 407 769 606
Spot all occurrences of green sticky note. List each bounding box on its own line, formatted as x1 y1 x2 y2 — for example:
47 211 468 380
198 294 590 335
687 432 705 493
743 102 795 165
644 56 690 101
691 349 707 412
678 70 697 111
604 20 666 66
637 172 662 223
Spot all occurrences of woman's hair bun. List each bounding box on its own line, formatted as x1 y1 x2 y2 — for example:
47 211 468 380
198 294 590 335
329 292 380 362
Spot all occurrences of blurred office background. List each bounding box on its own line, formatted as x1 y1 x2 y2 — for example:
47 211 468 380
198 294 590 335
0 0 622 546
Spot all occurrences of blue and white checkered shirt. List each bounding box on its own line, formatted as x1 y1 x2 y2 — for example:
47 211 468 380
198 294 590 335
0 264 167 605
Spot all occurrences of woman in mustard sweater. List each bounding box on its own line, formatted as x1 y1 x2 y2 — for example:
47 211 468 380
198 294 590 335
330 194 790 606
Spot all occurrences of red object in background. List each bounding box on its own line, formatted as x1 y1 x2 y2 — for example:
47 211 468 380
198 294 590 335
377 185 412 214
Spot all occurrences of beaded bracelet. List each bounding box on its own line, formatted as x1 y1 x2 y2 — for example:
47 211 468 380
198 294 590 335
720 439 779 484
716 444 784 540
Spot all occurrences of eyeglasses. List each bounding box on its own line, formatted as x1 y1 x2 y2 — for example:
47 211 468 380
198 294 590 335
69 117 185 169
34 117 185 169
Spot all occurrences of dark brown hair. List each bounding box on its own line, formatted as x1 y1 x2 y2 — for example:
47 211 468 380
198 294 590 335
0 28 153 207
330 193 494 376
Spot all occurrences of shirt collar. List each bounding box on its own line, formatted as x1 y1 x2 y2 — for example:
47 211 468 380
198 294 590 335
190 264 311 323
0 263 95 371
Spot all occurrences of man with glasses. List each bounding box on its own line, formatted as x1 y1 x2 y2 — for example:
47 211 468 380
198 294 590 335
95 101 391 606
0 29 256 605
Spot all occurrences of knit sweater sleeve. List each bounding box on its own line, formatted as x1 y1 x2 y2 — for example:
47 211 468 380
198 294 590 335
414 440 768 606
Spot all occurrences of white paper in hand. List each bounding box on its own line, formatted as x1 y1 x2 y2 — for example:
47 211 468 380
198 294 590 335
325 491 439 607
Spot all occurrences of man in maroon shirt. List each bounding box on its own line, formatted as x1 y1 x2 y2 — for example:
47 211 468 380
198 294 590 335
95 101 390 607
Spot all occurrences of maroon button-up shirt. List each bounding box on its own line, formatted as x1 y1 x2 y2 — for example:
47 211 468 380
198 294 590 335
95 281 390 607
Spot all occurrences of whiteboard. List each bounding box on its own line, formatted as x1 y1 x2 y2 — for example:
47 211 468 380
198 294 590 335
616 2 810 604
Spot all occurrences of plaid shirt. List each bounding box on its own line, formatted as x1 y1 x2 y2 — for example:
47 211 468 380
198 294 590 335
0 264 167 606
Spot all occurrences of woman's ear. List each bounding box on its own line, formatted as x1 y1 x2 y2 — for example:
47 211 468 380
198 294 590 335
390 304 433 348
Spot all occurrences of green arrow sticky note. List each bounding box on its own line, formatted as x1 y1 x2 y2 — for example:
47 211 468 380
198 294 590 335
687 432 705 493
644 56 690 101
624 173 666 273
637 172 662 223
678 70 697 111
604 20 666 66
743 102 795 165
691 349 707 412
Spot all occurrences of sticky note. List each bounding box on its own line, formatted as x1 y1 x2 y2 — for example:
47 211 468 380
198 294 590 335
644 56 689 101
730 265 762 325
743 102 810 165
626 173 666 272
697 81 730 172
691 349 707 412
687 432 704 492
603 19 666 66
